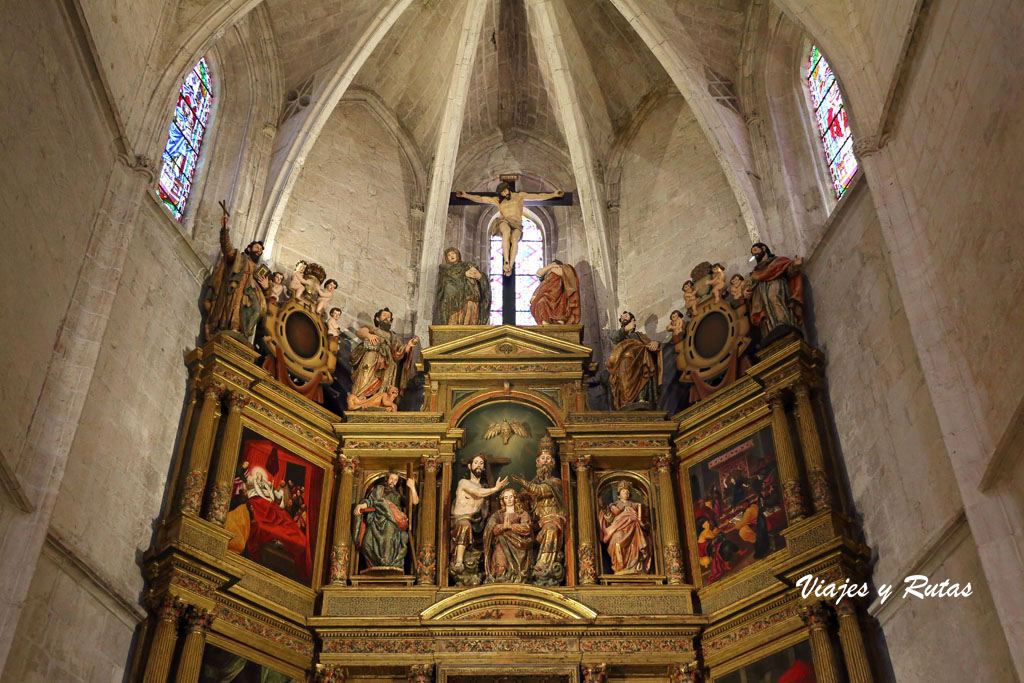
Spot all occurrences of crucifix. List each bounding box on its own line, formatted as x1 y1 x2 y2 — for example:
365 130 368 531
450 174 573 325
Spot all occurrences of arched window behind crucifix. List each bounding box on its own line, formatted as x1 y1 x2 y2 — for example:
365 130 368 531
488 216 544 325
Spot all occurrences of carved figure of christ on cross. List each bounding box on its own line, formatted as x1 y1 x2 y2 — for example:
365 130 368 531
452 178 571 277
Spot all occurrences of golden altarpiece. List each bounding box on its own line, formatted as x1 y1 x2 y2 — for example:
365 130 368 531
134 319 880 683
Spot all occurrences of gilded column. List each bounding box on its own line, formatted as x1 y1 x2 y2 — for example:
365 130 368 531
574 454 598 585
206 392 245 524
174 606 214 683
329 454 358 584
769 393 807 522
142 596 183 683
417 455 440 585
408 664 434 682
837 599 874 683
802 602 842 683
180 383 222 516
655 454 684 585
581 663 607 683
315 665 347 683
794 383 834 511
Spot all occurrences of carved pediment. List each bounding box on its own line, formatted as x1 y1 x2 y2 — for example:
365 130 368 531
421 585 597 622
421 325 593 365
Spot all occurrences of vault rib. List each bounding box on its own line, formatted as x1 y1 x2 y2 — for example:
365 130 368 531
607 0 766 242
525 0 618 329
257 0 416 251
412 0 492 338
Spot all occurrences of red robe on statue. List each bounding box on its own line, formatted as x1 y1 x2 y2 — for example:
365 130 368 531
530 263 581 324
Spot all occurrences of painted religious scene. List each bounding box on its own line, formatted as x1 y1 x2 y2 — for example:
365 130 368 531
688 426 787 586
198 644 301 683
224 429 325 586
715 640 816 683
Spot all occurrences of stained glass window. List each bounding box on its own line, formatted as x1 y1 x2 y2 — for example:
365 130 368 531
488 217 544 326
807 46 857 198
159 57 214 221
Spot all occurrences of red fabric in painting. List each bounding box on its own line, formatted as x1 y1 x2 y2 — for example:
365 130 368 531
776 659 816 683
242 439 323 580
247 497 311 579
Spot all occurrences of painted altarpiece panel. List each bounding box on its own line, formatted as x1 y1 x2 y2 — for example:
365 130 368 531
225 426 328 587
198 639 303 683
714 638 816 683
684 422 788 587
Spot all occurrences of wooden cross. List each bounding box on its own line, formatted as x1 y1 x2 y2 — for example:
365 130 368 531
449 174 574 325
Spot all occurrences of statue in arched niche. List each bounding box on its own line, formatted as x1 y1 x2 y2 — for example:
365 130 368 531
598 480 652 575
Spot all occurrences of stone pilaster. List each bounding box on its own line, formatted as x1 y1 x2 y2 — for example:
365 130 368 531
655 454 684 585
174 606 215 683
574 454 598 584
330 455 358 584
769 393 807 522
417 455 440 585
802 602 842 683
794 383 833 511
206 392 245 524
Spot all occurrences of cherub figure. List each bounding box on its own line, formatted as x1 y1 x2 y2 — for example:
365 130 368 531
289 261 310 301
316 279 338 316
327 307 343 338
729 274 746 302
347 385 400 412
267 272 286 304
709 263 727 302
682 280 698 318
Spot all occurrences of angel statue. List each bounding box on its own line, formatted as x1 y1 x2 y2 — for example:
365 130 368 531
484 418 531 445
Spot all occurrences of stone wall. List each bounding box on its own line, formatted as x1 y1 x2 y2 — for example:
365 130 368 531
616 94 749 333
0 0 117 478
274 100 419 333
804 180 1016 679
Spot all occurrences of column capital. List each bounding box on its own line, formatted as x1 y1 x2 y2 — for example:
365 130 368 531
339 454 359 474
201 380 224 400
315 665 347 683
654 453 675 472
408 664 434 683
148 594 185 622
801 601 835 630
183 605 215 632
421 454 441 473
573 453 592 472
581 663 607 683
226 392 247 411
669 662 707 683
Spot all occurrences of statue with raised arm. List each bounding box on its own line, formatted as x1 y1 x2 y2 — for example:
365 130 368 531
353 471 419 572
202 211 269 343
510 436 566 586
450 454 509 574
347 307 419 411
456 182 564 276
